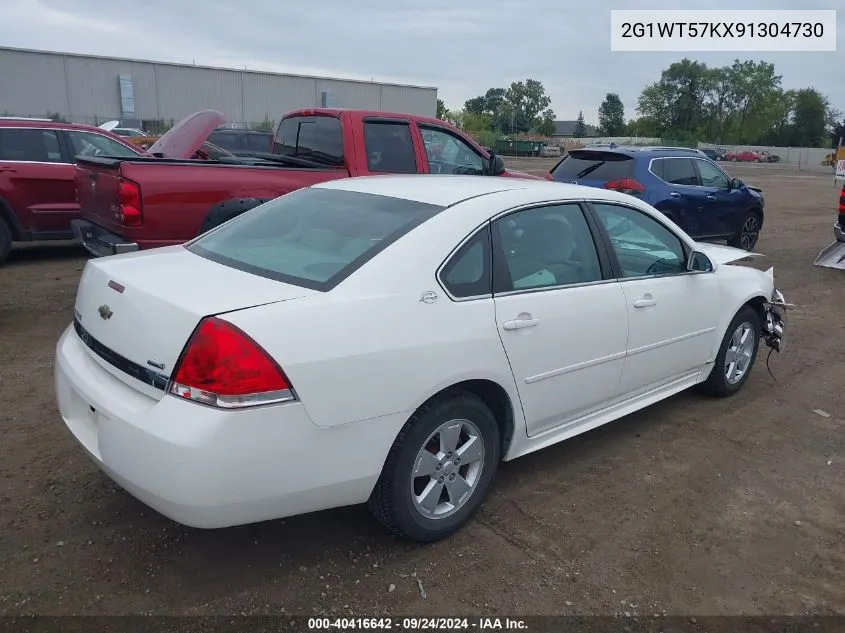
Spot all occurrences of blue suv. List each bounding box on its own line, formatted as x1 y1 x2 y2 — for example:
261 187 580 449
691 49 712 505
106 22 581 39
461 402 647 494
549 146 765 250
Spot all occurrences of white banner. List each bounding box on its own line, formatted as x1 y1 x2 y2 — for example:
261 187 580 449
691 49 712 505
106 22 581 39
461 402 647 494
836 160 845 181
610 10 837 52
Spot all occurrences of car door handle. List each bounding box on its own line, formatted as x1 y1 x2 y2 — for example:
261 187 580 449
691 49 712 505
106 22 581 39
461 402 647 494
669 192 681 198
706 195 716 200
633 295 657 308
0 165 16 173
502 317 539 330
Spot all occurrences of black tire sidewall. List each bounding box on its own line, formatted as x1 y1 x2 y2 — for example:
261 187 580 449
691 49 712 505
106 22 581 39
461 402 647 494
384 394 500 542
711 307 761 395
0 219 11 264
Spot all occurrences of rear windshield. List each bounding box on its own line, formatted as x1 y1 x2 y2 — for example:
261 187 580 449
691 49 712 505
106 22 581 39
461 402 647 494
273 116 344 167
551 151 634 182
187 187 444 291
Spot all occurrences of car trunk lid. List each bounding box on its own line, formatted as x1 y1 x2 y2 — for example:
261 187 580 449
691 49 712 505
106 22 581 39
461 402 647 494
72 246 316 398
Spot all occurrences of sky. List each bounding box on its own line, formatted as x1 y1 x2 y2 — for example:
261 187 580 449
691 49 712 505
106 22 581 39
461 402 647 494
2 0 843 124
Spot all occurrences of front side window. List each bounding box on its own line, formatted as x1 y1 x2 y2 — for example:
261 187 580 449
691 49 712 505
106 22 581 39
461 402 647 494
695 159 730 189
493 203 603 291
67 131 139 159
420 126 484 176
363 121 417 174
440 226 491 298
188 187 444 291
592 203 686 277
0 128 63 162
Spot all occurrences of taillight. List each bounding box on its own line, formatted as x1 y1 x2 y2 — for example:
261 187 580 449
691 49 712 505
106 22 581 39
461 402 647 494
118 178 143 227
838 185 845 225
604 178 646 196
543 172 554 181
169 317 295 409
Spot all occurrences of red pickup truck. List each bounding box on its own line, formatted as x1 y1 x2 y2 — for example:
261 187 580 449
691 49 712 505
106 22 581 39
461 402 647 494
73 109 541 256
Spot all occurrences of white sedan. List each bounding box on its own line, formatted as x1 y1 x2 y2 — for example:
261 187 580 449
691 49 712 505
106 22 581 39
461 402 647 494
55 175 787 542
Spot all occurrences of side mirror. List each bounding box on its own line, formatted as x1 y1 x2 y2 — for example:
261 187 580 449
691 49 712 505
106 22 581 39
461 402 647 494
486 153 506 176
730 177 743 190
687 250 714 273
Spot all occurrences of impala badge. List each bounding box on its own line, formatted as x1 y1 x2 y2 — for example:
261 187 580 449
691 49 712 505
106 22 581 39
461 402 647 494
98 305 113 320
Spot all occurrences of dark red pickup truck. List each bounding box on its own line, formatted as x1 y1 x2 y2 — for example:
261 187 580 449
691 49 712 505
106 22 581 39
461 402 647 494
73 109 541 256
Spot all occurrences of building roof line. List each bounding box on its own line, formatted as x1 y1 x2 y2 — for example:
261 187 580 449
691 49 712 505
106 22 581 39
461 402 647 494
0 46 439 91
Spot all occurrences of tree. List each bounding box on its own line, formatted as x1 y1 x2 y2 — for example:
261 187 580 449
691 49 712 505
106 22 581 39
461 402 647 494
787 88 828 146
831 117 845 148
463 81 552 134
573 111 587 137
436 99 449 120
597 93 626 135
537 109 556 136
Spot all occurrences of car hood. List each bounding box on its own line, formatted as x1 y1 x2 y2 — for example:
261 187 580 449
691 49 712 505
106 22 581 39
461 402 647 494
146 110 225 159
695 242 763 266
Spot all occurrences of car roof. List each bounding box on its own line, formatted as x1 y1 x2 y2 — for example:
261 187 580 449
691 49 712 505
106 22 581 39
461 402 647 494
570 146 706 159
0 118 122 134
315 174 638 208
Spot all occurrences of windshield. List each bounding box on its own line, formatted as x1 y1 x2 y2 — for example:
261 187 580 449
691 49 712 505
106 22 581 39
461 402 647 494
187 187 444 291
551 151 634 182
273 116 345 167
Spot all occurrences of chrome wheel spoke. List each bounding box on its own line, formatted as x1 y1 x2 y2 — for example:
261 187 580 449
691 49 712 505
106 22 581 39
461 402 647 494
439 423 461 454
445 475 472 505
724 321 755 384
413 450 440 477
417 479 444 513
456 435 483 465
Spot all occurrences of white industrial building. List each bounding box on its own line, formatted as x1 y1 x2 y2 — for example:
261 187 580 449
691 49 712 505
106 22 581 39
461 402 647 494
0 47 438 130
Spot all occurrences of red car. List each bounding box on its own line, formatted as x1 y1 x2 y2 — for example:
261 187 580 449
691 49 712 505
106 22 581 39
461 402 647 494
73 109 543 257
0 117 143 264
725 150 764 163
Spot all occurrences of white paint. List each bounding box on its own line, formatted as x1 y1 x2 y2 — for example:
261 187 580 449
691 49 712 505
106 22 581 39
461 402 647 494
55 175 782 529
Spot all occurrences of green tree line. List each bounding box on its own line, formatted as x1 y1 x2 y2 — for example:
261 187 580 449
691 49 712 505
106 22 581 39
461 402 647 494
441 58 842 148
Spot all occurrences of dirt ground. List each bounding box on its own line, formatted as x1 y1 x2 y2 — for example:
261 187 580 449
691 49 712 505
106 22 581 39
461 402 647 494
1 160 843 617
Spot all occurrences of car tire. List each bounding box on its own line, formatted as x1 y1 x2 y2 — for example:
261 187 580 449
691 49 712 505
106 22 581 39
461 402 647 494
0 218 12 265
728 211 762 251
698 306 761 397
197 198 268 236
368 390 500 543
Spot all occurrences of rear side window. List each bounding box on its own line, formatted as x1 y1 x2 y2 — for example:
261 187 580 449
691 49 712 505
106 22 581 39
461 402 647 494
0 128 63 162
551 151 634 182
188 187 444 291
208 132 241 150
363 121 417 174
440 226 492 298
656 158 699 186
273 116 344 166
246 133 272 152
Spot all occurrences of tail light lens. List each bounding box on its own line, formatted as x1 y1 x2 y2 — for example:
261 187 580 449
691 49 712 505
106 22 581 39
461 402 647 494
169 317 295 409
604 178 646 196
118 178 143 227
838 185 845 226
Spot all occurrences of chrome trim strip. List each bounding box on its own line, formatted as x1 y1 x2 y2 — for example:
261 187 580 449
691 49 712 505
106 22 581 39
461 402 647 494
626 327 717 357
525 351 627 384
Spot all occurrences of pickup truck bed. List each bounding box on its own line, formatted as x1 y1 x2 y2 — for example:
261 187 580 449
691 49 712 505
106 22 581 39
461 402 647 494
73 108 541 256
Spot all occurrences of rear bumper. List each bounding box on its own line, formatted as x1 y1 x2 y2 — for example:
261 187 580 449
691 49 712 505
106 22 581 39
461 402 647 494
71 219 138 257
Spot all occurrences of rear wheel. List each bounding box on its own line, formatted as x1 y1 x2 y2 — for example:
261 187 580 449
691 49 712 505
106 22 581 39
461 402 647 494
728 212 761 251
368 391 500 542
698 306 761 397
0 218 12 265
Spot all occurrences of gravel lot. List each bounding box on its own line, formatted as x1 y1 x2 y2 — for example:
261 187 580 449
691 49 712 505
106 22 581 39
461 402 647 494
1 160 843 617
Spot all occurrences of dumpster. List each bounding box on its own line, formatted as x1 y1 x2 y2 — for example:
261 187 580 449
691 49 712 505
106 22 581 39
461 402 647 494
494 139 543 157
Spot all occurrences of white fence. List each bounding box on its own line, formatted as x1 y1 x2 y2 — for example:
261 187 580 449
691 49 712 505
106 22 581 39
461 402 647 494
698 142 835 172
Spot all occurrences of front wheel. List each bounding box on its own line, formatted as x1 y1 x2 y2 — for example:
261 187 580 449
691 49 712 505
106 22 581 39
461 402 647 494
368 391 500 542
0 218 11 265
698 306 761 397
728 212 761 251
